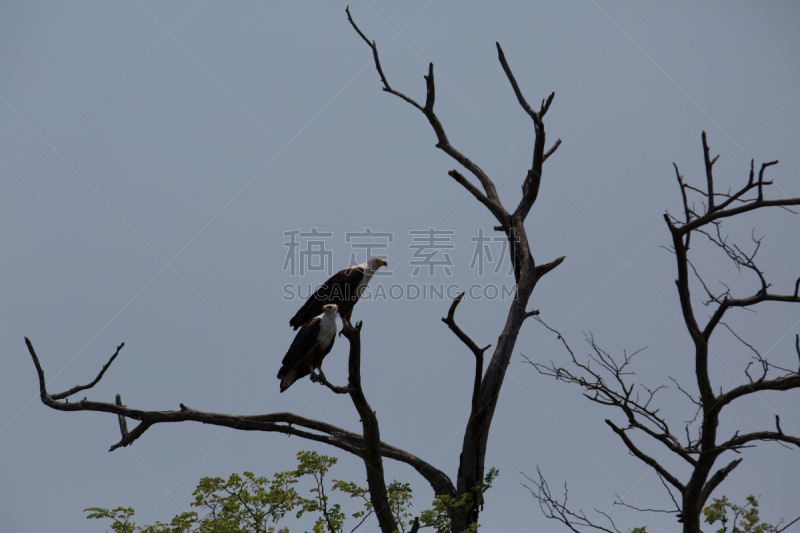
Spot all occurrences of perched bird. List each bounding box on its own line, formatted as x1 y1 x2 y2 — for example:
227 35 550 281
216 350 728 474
278 304 338 392
290 257 387 330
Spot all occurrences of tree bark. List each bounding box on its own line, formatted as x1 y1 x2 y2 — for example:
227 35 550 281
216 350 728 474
345 15 566 530
342 321 398 533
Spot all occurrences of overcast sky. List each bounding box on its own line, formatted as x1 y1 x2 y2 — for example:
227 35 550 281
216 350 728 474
2 2 799 532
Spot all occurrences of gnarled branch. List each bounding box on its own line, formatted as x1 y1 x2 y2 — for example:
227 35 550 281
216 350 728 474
346 7 507 225
24 335 456 502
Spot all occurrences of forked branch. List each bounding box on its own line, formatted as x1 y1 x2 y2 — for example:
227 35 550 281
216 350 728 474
25 337 124 401
496 42 560 220
24 335 456 501
346 7 506 225
442 293 491 422
523 467 623 533
668 133 799 236
442 292 492 361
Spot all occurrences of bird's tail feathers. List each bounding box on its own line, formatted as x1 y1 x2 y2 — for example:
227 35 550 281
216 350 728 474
278 369 297 393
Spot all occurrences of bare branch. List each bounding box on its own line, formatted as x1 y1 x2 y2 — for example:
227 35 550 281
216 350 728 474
448 170 500 217
442 293 491 361
719 322 796 379
346 6 422 112
543 139 562 162
536 256 566 278
720 322 762 359
25 336 456 498
670 142 799 236
656 470 683 514
686 257 724 305
612 495 678 515
702 131 717 211
674 163 694 227
700 458 743 505
776 514 800 533
442 293 489 432
704 284 800 341
312 371 352 394
347 8 507 225
110 420 152 452
496 42 541 126
530 315 575 358
683 183 752 205
115 394 128 440
496 41 558 221
529 324 698 467
677 195 800 235
758 160 780 201
523 467 621 533
523 309 540 320
709 372 800 418
26 338 124 401
668 377 701 408
606 420 686 493
718 429 800 452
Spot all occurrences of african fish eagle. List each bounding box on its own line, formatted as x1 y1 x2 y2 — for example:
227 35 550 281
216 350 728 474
278 304 338 392
289 257 387 330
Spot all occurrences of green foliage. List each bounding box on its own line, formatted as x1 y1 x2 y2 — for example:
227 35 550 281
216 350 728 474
417 468 499 533
87 452 498 533
292 451 344 533
84 506 201 533
85 507 138 533
386 481 415 531
703 495 777 533
628 528 648 533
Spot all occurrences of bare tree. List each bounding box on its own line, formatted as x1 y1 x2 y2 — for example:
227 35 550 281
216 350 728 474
23 9 564 533
528 132 800 533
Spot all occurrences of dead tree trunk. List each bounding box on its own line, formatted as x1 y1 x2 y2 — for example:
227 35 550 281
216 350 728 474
528 132 800 533
347 10 564 530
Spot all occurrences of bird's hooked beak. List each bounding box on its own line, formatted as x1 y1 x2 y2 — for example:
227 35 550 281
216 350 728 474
377 259 388 268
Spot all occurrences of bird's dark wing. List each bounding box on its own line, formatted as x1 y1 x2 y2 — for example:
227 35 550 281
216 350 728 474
336 267 365 320
289 269 349 329
278 317 321 380
341 267 365 296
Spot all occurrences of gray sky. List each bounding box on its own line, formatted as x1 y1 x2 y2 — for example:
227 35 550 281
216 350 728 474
2 2 799 532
